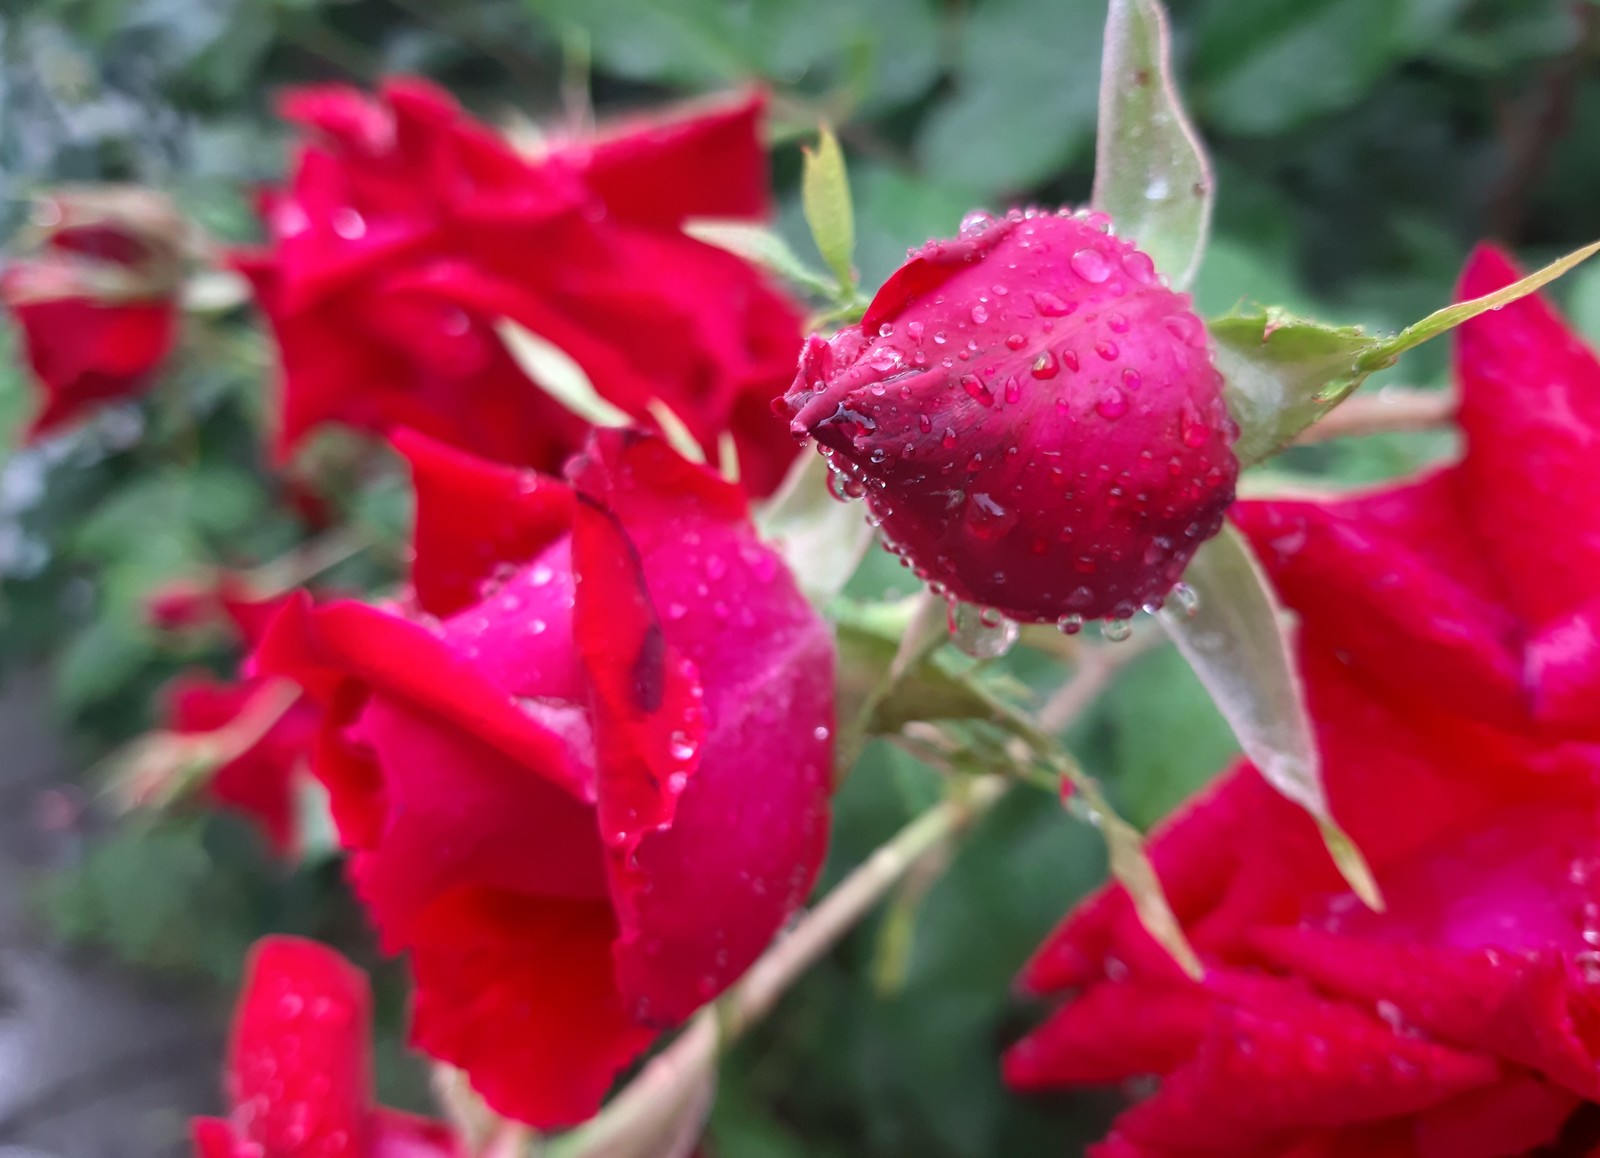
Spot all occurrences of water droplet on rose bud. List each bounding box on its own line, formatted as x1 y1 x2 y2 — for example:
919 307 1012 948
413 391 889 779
1122 250 1157 284
947 600 1019 659
970 303 990 324
961 375 994 405
960 209 997 234
1057 613 1084 635
1033 291 1076 317
1031 351 1059 379
1101 618 1133 643
1070 248 1113 283
1095 339 1120 361
1095 387 1128 420
1004 376 1023 404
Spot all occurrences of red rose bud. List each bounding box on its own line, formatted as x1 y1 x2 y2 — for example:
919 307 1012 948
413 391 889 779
782 208 1238 629
2 187 184 441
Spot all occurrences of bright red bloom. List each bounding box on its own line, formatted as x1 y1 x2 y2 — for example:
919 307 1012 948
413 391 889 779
239 81 804 497
258 428 834 1127
1004 245 1600 1157
781 208 1236 624
3 188 182 441
192 935 461 1158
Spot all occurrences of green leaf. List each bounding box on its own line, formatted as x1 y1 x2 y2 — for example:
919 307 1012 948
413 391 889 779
1158 526 1380 909
801 125 857 293
756 451 875 606
496 320 631 429
684 219 840 299
1092 0 1213 289
1217 239 1600 464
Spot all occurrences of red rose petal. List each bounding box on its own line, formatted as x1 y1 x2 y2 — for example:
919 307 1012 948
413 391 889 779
408 890 657 1128
226 937 373 1157
1412 1073 1578 1158
1455 244 1600 628
581 89 771 228
1003 980 1213 1088
354 692 605 946
570 430 833 1022
393 428 574 620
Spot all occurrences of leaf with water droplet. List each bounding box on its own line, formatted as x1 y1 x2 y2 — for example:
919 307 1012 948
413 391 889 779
756 450 875 606
1158 525 1381 910
497 320 631 429
801 124 857 295
1217 239 1600 464
683 218 839 299
1091 0 1213 290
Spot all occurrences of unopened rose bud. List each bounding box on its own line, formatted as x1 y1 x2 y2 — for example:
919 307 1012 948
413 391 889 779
782 207 1238 626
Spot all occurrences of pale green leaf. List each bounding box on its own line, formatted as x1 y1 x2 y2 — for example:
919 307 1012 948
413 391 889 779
1216 239 1600 464
684 219 840 299
496 320 630 429
802 126 856 292
756 450 874 606
1159 526 1380 909
1092 0 1213 289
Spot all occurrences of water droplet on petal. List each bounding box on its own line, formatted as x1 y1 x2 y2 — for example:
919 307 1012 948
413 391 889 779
1033 291 1076 317
1057 613 1084 635
1070 248 1113 283
1031 351 1059 379
1096 387 1128 420
1101 618 1133 643
970 303 990 324
1122 250 1157 284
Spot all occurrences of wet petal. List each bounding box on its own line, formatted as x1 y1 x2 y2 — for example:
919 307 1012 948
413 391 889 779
408 891 657 1129
392 429 574 620
226 937 373 1156
1454 244 1600 627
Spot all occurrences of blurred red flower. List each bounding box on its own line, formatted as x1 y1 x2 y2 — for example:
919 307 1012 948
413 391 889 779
156 587 319 855
3 187 182 441
192 936 461 1158
259 428 834 1127
238 81 804 496
1005 246 1600 1157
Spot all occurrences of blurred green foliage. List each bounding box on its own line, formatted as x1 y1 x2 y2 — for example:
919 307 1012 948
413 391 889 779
3 0 1600 1153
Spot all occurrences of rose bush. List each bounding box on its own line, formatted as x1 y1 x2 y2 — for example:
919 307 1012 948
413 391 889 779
1005 246 1600 1157
240 81 805 496
257 427 834 1126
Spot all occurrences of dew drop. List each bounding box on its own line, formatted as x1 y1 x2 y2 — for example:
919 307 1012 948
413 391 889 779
668 731 698 761
1172 582 1200 617
1101 618 1134 643
970 303 990 325
1031 350 1059 379
961 374 994 405
1057 613 1084 635
1095 387 1129 420
918 414 933 433
1121 367 1142 391
1004 376 1023 404
1122 250 1157 285
1070 248 1113 283
1095 339 1120 361
947 601 1020 659
1005 332 1027 350
1033 291 1076 317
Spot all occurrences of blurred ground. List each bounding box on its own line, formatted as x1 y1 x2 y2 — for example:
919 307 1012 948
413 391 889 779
0 673 219 1158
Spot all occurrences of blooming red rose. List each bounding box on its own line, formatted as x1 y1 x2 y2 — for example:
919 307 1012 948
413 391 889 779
1004 246 1600 1157
192 935 461 1158
3 188 182 441
239 81 804 497
781 207 1236 625
258 427 834 1127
